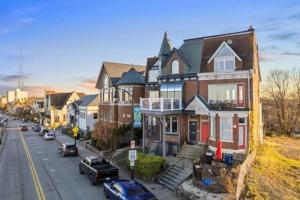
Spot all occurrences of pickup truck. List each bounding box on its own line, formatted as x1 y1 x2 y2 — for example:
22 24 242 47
79 156 119 185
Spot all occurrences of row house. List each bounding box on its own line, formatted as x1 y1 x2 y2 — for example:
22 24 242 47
141 27 262 156
43 91 84 127
94 62 145 141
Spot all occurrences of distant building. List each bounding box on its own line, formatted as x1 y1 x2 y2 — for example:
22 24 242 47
7 88 28 104
77 94 99 133
0 96 8 109
43 91 84 127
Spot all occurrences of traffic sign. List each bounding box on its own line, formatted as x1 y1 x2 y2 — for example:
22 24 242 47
72 126 79 137
128 149 137 161
130 160 135 167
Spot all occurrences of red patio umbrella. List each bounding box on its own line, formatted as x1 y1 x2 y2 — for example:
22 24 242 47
216 140 223 161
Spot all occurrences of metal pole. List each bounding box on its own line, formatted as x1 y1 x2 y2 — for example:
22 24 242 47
131 92 134 180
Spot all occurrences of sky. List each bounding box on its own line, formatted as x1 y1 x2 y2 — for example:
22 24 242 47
1 0 300 97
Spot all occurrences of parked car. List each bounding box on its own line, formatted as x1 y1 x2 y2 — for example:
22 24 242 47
58 143 78 157
20 124 28 131
39 129 49 137
79 156 119 185
32 124 41 132
44 131 55 140
103 179 157 200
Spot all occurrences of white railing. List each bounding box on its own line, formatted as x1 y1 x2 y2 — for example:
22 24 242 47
140 98 182 112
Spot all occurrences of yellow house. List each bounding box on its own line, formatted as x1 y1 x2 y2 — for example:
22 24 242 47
44 91 84 127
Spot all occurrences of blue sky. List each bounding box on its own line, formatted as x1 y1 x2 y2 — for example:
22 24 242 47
1 0 300 96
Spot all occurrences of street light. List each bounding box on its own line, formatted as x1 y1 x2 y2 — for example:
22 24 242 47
113 87 135 180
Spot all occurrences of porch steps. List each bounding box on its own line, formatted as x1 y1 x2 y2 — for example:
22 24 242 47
177 144 205 161
158 165 193 191
149 140 159 155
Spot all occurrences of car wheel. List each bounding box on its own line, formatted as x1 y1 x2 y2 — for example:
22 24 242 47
90 176 96 185
104 188 109 199
79 167 84 175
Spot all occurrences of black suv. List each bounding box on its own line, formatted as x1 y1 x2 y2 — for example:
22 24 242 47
58 143 78 157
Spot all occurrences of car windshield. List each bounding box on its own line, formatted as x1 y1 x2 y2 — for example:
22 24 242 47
128 187 148 196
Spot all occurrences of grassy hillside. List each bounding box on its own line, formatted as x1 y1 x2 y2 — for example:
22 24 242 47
244 136 300 200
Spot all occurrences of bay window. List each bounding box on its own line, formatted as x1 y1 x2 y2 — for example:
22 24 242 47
220 117 233 141
160 83 182 98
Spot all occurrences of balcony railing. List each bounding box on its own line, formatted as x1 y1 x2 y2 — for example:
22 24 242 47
208 100 245 110
140 98 182 112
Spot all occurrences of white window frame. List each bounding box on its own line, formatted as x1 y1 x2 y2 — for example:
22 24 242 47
171 60 179 74
210 117 216 140
148 69 159 82
165 115 178 134
214 56 235 72
220 117 233 142
208 84 237 103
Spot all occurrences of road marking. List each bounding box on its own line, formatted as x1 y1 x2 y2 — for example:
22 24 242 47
20 129 46 200
48 169 56 172
41 158 48 161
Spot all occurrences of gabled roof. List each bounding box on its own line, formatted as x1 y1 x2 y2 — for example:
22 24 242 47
78 94 99 107
207 41 242 63
48 92 73 109
103 62 145 78
185 96 210 115
117 68 145 86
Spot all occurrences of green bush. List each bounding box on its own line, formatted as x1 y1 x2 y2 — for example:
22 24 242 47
131 153 165 181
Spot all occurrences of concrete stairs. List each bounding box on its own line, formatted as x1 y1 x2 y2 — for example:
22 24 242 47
158 164 193 191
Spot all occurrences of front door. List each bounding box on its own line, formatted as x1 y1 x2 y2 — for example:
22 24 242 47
201 121 209 144
189 121 197 144
239 125 246 148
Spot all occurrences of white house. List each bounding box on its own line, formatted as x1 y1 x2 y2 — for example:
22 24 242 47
7 88 28 103
77 94 99 133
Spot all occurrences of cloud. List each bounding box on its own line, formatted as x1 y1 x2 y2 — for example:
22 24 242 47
288 12 300 20
260 51 300 62
0 73 31 82
268 32 299 41
280 51 300 56
78 77 97 91
23 85 63 97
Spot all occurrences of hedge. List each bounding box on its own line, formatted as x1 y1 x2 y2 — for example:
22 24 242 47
131 153 165 181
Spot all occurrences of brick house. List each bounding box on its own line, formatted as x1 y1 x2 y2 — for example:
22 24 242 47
94 62 145 141
141 27 262 156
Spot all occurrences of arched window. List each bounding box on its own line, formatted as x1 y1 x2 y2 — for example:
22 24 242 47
171 60 179 74
103 74 109 88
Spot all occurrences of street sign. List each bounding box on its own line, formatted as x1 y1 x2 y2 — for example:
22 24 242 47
128 149 137 161
130 140 135 149
130 160 135 167
133 107 141 128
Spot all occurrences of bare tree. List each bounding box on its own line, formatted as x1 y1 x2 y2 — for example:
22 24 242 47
263 68 300 135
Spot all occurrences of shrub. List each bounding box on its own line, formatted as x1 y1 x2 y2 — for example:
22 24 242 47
131 153 165 181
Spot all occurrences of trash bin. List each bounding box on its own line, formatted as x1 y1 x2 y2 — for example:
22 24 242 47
206 152 213 164
224 153 233 165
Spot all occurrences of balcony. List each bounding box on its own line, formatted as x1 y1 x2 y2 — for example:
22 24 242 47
208 100 248 111
140 98 182 114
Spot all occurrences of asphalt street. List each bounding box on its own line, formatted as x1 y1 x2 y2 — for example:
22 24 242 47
0 118 107 200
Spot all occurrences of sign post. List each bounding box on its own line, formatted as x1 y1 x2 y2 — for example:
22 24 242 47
72 126 79 146
128 148 137 180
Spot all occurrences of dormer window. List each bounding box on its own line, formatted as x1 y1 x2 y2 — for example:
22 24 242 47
171 60 179 74
208 41 242 73
103 74 109 88
214 56 235 72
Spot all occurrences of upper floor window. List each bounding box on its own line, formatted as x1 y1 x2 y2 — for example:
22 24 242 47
160 83 182 98
214 56 235 72
148 69 159 82
171 60 179 74
208 84 236 103
103 74 109 88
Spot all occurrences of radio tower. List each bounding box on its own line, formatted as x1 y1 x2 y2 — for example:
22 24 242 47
18 48 24 89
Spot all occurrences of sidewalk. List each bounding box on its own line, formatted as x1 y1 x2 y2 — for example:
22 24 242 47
55 130 179 200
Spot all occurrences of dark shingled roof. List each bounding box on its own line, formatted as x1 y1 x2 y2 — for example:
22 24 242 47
159 32 172 56
48 92 84 109
78 94 99 107
116 68 145 86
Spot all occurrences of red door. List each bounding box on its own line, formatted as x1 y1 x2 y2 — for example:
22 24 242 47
239 125 246 149
201 122 209 144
